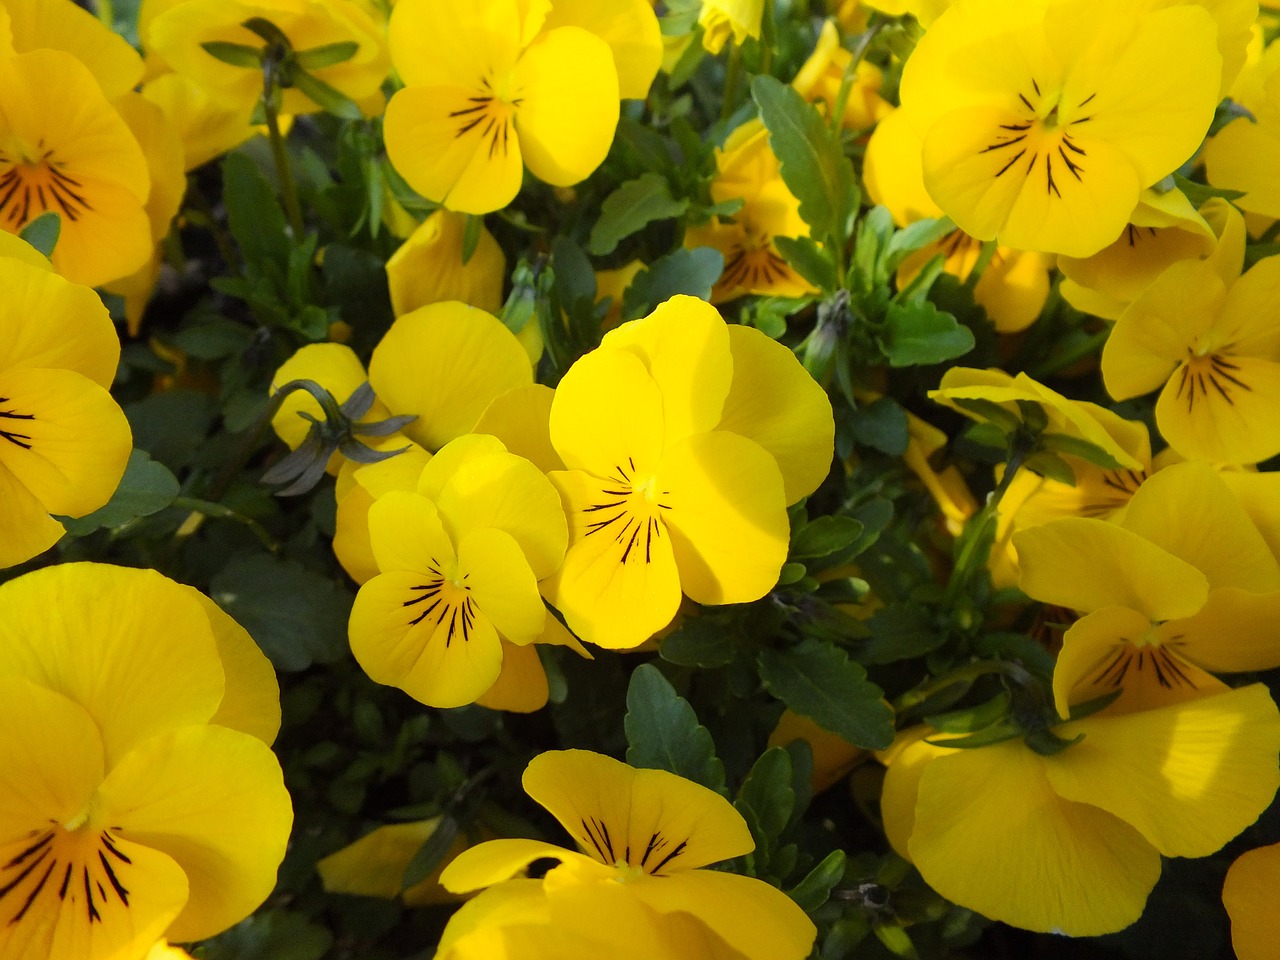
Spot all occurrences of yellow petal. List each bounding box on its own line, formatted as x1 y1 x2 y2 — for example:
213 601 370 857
550 348 666 475
523 750 754 872
435 879 551 959
458 528 547 644
474 384 565 474
1155 355 1280 464
97 724 293 942
716 325 834 504
512 27 619 187
1204 115 1280 220
540 0 661 100
0 459 64 568
1013 516 1209 619
475 640 550 713
599 295 734 445
333 446 432 585
1220 252 1280 356
140 72 259 172
387 210 506 316
878 729 956 860
863 107 943 226
1046 684 1280 858
0 563 225 766
388 0 523 89
368 490 455 576
417 434 508 503
440 838 604 893
186 590 281 746
973 245 1052 333
317 817 468 904
1158 588 1280 674
911 741 1159 936
657 431 789 605
4 0 143 98
1224 841 1280 960
370 302 534 451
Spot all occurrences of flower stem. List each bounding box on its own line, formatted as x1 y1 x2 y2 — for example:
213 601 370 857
830 16 883 134
942 444 1028 609
261 55 305 238
721 43 744 122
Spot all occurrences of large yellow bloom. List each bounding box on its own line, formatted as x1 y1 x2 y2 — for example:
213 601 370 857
437 750 816 960
0 563 290 960
897 0 1222 257
544 296 833 648
0 240 132 569
384 0 620 214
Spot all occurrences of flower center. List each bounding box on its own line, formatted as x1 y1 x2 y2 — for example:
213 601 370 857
1174 351 1251 412
578 814 690 876
448 74 522 159
582 457 672 566
982 77 1097 198
0 398 34 450
0 821 135 929
0 140 93 229
403 559 478 646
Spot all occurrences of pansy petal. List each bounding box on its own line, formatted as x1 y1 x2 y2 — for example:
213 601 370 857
539 0 660 100
387 209 507 316
440 838 600 893
512 27 619 187
599 295 733 444
475 640 549 713
474 384 564 474
458 528 546 644
418 434 509 502
368 491 455 576
549 348 665 476
270 343 371 453
1013 517 1209 620
1155 355 1280 464
370 302 533 452
334 447 433 586
657 432 788 605
878 730 956 860
388 0 522 89
523 750 754 872
629 870 816 960
186 591 280 745
1224 841 1280 960
0 563 224 765
0 259 117 387
0 367 131 518
97 724 292 942
1219 254 1280 357
1046 685 1280 858
1204 117 1280 220
0 460 64 568
1157 588 1280 674
911 742 1159 936
716 325 834 504
4 0 143 98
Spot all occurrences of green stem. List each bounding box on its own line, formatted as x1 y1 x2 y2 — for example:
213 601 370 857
829 16 883 135
262 57 305 237
942 444 1028 608
759 0 775 75
171 496 280 552
964 239 999 289
720 42 744 122
95 0 114 27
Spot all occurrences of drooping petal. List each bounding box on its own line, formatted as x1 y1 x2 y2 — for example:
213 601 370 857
716 325 834 504
186 590 281 746
96 724 293 942
1155 355 1280 464
1223 841 1280 960
475 639 550 713
0 563 225 765
458 528 546 644
1013 516 1209 620
387 209 507 316
440 838 607 893
0 460 64 568
657 431 789 605
910 741 1160 936
369 302 533 452
523 750 754 872
512 27 619 187
1045 684 1280 858
629 869 816 960
549 347 665 476
598 295 734 446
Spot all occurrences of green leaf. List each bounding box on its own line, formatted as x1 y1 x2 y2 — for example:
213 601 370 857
786 849 847 912
293 41 359 70
751 75 857 246
861 603 946 664
291 69 364 120
171 318 255 360
735 747 795 847
200 40 263 68
402 815 460 889
851 397 909 456
773 235 838 292
883 217 955 273
878 300 975 367
658 617 739 668
1039 433 1126 470
589 173 688 255
1172 173 1245 208
57 450 180 536
621 247 723 320
210 555 354 671
201 910 334 960
624 663 726 793
223 151 290 272
758 639 895 750
461 214 483 265
18 211 60 258
791 515 865 561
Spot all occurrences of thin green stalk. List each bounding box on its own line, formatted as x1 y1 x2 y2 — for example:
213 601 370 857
965 239 999 289
942 445 1028 608
171 497 280 552
262 57 305 237
721 43 744 122
829 16 883 135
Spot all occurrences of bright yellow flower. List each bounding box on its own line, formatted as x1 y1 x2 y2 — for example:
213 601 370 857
141 72 264 171
0 0 143 98
0 563 290 959
317 817 471 906
1058 192 1244 321
882 679 1280 935
348 434 569 708
684 121 815 304
1204 38 1280 219
0 245 132 569
0 49 152 287
699 0 764 54
1101 251 1280 464
864 109 1051 333
143 0 389 117
438 750 817 960
1223 841 1280 960
897 0 1222 257
384 0 620 214
544 296 833 648
792 20 892 131
386 209 507 317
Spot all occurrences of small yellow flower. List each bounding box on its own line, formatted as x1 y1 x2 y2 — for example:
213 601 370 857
792 20 892 131
699 0 764 55
386 209 507 317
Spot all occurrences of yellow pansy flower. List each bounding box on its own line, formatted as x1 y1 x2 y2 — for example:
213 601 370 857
684 120 815 304
437 750 817 960
1015 461 1280 718
1101 252 1280 464
792 20 892 131
384 0 620 214
0 49 152 288
386 209 507 317
1205 38 1280 219
1223 841 1280 960
0 243 132 569
140 72 264 172
0 563 291 959
143 0 389 118
882 678 1280 935
544 296 833 648
864 109 1051 333
699 0 764 55
1058 192 1244 321
897 0 1222 257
